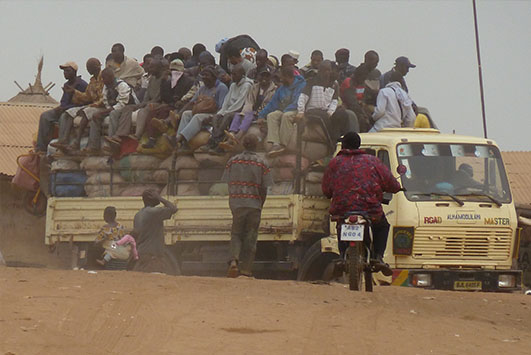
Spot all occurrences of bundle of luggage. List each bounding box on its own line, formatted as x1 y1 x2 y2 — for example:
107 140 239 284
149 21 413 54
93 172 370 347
46 119 332 198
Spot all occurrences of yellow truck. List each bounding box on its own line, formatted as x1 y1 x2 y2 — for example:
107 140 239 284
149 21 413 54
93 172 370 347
44 128 522 291
351 128 521 291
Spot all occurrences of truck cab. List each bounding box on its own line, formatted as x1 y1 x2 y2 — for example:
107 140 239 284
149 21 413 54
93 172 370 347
357 128 521 291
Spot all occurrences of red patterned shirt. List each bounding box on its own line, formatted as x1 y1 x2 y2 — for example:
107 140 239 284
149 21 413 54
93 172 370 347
322 149 401 220
223 151 273 210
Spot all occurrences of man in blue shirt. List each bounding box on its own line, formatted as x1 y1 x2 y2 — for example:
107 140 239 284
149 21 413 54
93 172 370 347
257 66 305 157
35 62 88 153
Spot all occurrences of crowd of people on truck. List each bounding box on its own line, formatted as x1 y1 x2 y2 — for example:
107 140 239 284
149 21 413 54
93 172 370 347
33 35 424 158
31 34 425 277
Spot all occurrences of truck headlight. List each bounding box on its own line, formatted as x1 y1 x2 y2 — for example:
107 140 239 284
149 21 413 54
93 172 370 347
498 274 516 288
412 273 432 287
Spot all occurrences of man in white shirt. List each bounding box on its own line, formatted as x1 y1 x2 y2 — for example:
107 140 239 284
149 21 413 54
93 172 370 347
370 71 415 132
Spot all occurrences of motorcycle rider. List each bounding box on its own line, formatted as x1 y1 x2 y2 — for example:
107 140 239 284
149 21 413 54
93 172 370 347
322 132 401 274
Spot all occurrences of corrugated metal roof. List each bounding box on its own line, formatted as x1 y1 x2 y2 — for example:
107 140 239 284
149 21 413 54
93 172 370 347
502 151 531 207
0 102 55 176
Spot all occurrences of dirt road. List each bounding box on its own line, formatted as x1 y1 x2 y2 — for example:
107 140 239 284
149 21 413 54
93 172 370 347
1 267 529 355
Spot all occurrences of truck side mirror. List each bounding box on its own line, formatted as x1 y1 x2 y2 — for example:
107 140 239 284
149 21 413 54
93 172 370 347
397 164 407 176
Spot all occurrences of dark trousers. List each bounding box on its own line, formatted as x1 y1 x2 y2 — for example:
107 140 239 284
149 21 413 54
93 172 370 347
208 112 237 147
229 207 262 274
336 214 390 258
36 109 68 151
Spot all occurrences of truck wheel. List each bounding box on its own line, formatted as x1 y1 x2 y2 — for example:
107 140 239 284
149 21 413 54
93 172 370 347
132 248 182 276
297 239 337 281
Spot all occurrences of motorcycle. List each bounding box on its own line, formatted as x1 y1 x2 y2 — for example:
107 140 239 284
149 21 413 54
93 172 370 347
333 165 407 291
333 211 391 291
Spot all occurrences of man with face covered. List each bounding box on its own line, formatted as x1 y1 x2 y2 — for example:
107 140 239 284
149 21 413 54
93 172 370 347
35 62 88 153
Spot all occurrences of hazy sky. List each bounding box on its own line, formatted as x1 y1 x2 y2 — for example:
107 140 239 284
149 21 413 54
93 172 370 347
1 0 529 150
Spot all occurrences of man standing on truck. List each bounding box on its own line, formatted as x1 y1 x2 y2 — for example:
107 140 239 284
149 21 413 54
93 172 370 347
224 134 273 278
322 132 401 272
133 189 178 273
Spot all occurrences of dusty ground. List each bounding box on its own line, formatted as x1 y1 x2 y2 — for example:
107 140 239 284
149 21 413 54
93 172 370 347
0 267 530 355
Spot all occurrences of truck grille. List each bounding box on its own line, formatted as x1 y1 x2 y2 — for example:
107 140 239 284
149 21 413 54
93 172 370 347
413 227 512 260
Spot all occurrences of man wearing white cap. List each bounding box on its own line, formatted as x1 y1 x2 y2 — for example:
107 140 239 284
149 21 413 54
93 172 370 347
35 61 88 153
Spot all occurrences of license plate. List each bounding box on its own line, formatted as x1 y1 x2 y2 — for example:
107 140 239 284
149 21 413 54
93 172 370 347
340 224 364 241
454 280 482 291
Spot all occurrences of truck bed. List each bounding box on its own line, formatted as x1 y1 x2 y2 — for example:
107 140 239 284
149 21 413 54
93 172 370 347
45 195 330 245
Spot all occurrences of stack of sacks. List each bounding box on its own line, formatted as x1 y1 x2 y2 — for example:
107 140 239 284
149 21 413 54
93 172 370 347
194 152 230 195
50 158 86 197
285 121 331 162
156 154 201 196
136 128 176 159
304 170 325 196
81 157 122 197
269 154 309 182
118 154 162 196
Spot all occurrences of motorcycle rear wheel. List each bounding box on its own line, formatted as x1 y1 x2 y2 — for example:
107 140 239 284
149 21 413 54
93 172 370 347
347 243 364 291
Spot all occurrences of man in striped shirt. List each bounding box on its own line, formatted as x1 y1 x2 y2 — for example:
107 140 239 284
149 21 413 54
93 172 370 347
223 134 273 277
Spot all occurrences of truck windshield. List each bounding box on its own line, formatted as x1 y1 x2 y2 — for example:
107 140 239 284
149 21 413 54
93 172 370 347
397 143 511 204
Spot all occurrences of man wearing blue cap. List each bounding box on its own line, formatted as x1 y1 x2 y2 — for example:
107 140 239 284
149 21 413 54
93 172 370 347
380 56 416 93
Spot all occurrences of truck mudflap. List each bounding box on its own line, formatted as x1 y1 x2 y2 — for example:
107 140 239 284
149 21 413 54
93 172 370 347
391 269 522 292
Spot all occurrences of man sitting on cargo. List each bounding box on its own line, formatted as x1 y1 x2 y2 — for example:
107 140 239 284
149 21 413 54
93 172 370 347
35 61 88 154
165 66 228 151
246 49 274 81
202 64 254 152
322 132 401 274
224 134 273 278
222 66 277 149
257 66 306 157
83 68 139 155
335 48 356 84
299 50 324 80
49 58 104 153
226 46 256 76
296 60 349 146
106 43 145 89
133 189 178 273
370 71 416 132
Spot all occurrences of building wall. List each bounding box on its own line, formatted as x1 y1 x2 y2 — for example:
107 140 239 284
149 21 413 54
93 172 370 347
0 176 69 268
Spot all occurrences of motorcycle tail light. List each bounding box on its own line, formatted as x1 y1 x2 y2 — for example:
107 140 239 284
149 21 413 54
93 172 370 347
348 215 358 223
349 241 356 247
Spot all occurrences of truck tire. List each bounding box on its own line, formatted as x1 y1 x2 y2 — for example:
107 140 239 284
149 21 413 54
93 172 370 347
297 239 337 281
348 244 363 291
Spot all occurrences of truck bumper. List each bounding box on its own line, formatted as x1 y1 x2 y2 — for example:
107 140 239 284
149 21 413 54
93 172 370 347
391 269 522 292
